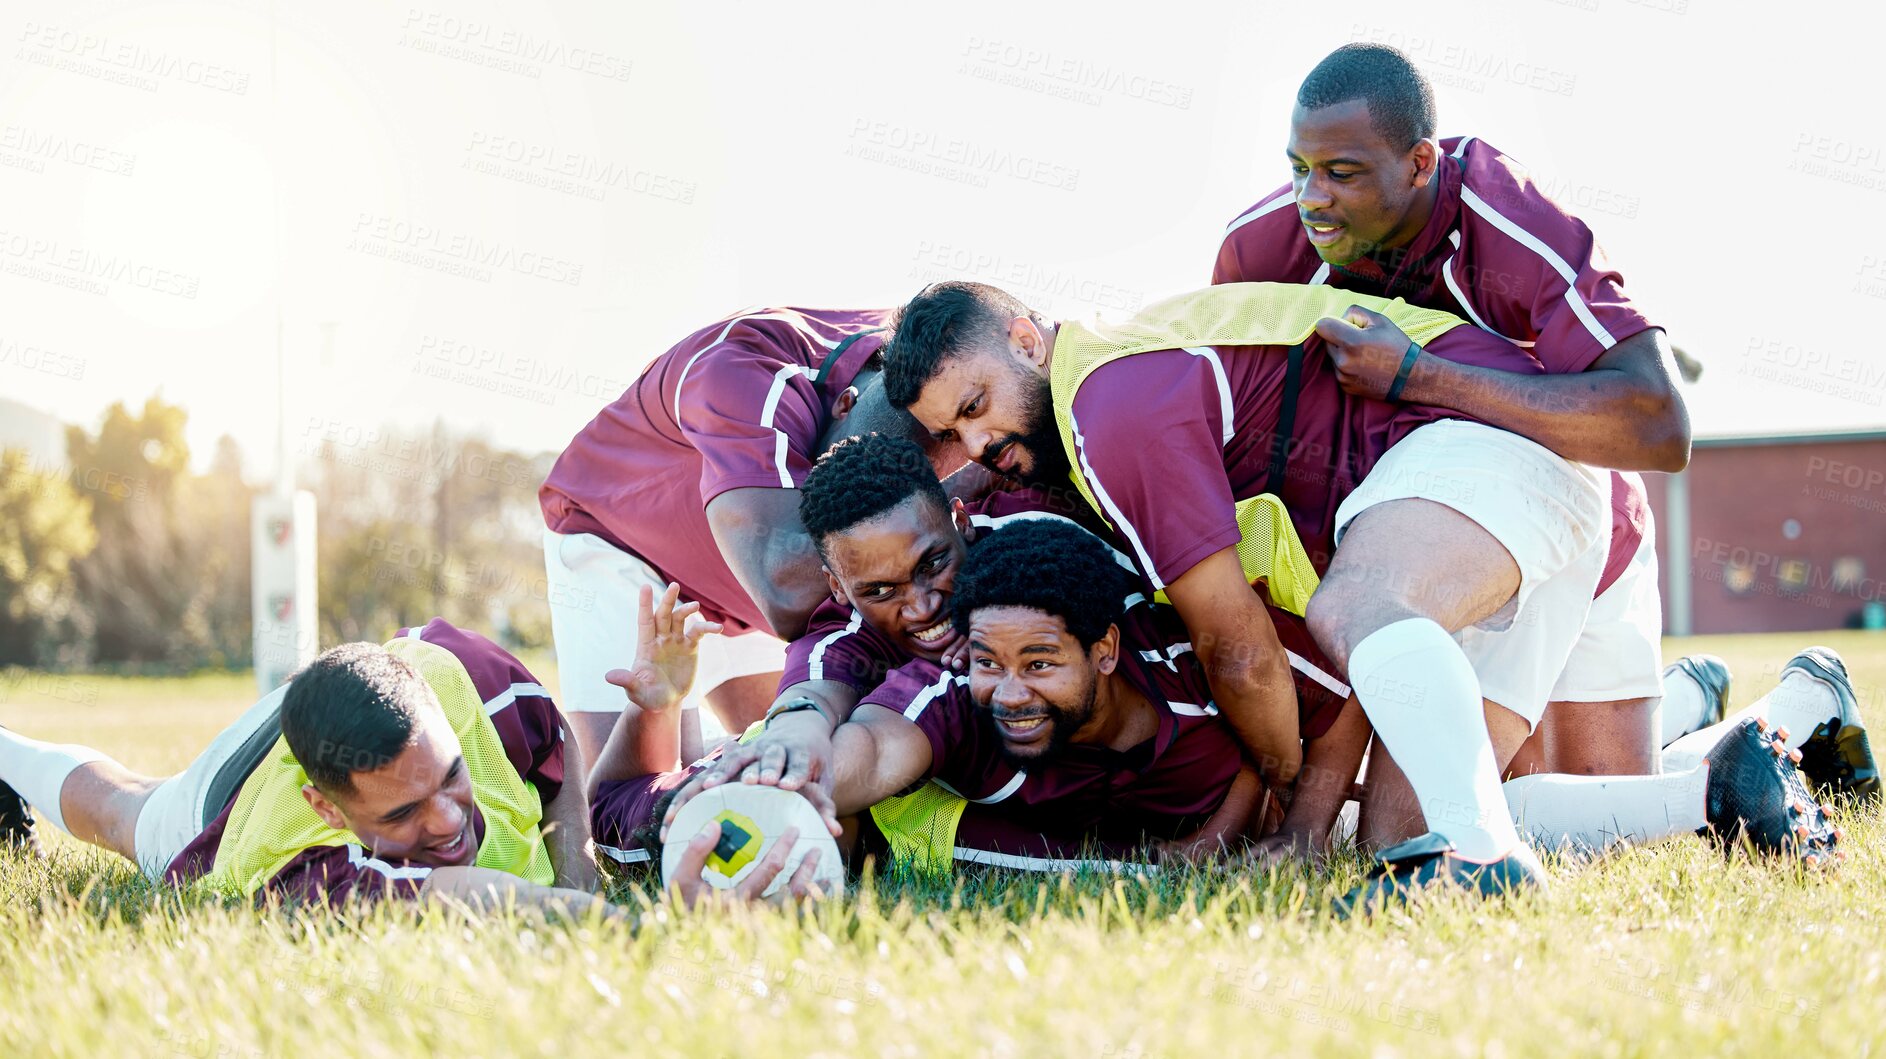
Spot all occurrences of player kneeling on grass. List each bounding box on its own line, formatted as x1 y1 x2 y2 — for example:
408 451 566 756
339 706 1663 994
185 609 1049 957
0 621 814 912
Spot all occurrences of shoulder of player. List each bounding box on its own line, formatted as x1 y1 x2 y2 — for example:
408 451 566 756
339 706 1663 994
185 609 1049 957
705 307 893 360
1451 136 1599 247
797 597 865 641
860 660 966 720
390 620 555 721
1219 183 1299 240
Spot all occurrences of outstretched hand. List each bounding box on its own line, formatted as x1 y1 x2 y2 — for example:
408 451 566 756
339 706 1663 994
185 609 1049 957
659 727 844 843
605 582 721 713
667 823 830 909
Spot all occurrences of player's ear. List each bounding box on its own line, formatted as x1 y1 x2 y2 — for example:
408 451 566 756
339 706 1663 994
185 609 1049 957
951 498 972 539
830 386 860 423
302 784 350 833
1010 316 1049 369
823 565 848 605
1091 624 1120 676
1408 138 1440 189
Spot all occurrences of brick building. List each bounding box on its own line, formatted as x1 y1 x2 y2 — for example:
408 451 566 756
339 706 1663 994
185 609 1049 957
1647 428 1886 634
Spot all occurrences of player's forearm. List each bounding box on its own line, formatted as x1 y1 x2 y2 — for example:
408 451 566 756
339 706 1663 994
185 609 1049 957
1199 642 1302 787
1162 766 1261 862
1277 696 1371 850
1404 344 1689 471
678 707 704 766
543 791 598 890
828 721 922 817
543 723 599 888
740 520 829 641
423 867 620 919
708 490 830 640
587 702 679 797
744 552 829 642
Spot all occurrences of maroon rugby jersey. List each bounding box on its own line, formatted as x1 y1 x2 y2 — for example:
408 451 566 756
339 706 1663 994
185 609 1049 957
855 604 1245 844
540 307 891 633
1212 136 1656 592
166 620 566 904
1067 325 1546 591
590 752 721 866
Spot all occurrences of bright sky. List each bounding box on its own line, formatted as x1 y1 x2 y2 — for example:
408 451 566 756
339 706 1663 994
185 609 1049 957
3 0 1882 479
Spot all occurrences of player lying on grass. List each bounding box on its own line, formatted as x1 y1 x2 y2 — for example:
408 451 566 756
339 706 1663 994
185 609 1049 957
881 280 1840 903
590 519 1274 874
0 621 821 912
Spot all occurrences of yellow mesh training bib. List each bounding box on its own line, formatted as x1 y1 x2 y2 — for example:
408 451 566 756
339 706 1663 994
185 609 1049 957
205 634 555 897
869 781 968 877
1051 282 1467 615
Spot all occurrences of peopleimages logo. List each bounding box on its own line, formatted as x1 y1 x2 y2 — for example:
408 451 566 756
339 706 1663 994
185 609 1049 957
16 22 251 94
0 230 200 298
346 214 584 287
463 132 696 204
0 124 137 176
846 119 1080 192
958 37 1194 110
1347 26 1577 97
397 10 633 82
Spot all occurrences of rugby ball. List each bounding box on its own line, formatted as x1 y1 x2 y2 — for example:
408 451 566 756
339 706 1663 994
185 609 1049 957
660 783 845 898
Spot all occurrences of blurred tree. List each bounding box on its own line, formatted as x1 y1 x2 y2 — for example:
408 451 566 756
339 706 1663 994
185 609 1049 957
63 397 192 664
62 398 254 668
0 449 98 666
304 420 552 651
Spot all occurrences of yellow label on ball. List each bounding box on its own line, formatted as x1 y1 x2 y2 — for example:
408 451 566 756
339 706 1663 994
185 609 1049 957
707 811 762 878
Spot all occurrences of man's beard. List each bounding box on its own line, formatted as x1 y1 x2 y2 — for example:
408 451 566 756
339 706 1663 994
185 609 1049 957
983 367 1070 488
988 672 1097 770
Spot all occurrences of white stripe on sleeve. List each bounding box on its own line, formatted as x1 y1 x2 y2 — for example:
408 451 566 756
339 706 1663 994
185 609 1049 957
1180 347 1236 448
347 844 434 882
1071 412 1165 590
483 682 550 716
758 363 816 488
808 610 865 682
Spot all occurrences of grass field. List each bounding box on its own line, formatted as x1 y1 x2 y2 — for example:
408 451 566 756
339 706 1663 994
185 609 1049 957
2 633 1882 1058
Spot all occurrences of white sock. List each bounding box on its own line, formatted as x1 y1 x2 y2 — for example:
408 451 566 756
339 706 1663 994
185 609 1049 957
1659 668 1713 747
1503 766 1708 853
1661 670 1840 773
0 726 108 835
1349 618 1521 862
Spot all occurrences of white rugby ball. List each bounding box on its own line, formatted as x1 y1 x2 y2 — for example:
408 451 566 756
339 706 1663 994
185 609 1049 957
660 783 846 898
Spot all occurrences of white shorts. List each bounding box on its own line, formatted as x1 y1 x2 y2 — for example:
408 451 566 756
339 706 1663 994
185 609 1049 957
1551 507 1664 703
1333 420 1612 730
134 683 288 880
543 530 787 714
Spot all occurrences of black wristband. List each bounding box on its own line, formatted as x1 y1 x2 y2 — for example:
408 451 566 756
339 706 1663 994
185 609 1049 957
763 696 826 729
1384 342 1421 402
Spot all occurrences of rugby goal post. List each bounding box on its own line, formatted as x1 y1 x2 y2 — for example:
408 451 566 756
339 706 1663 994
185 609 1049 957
251 490 318 695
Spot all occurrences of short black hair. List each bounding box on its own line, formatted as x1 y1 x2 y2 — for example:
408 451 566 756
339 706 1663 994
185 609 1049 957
949 519 1130 648
800 434 948 557
279 643 431 795
1297 44 1436 150
883 281 1037 408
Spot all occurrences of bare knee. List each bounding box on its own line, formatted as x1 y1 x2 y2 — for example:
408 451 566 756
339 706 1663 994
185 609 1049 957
1306 573 1421 673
